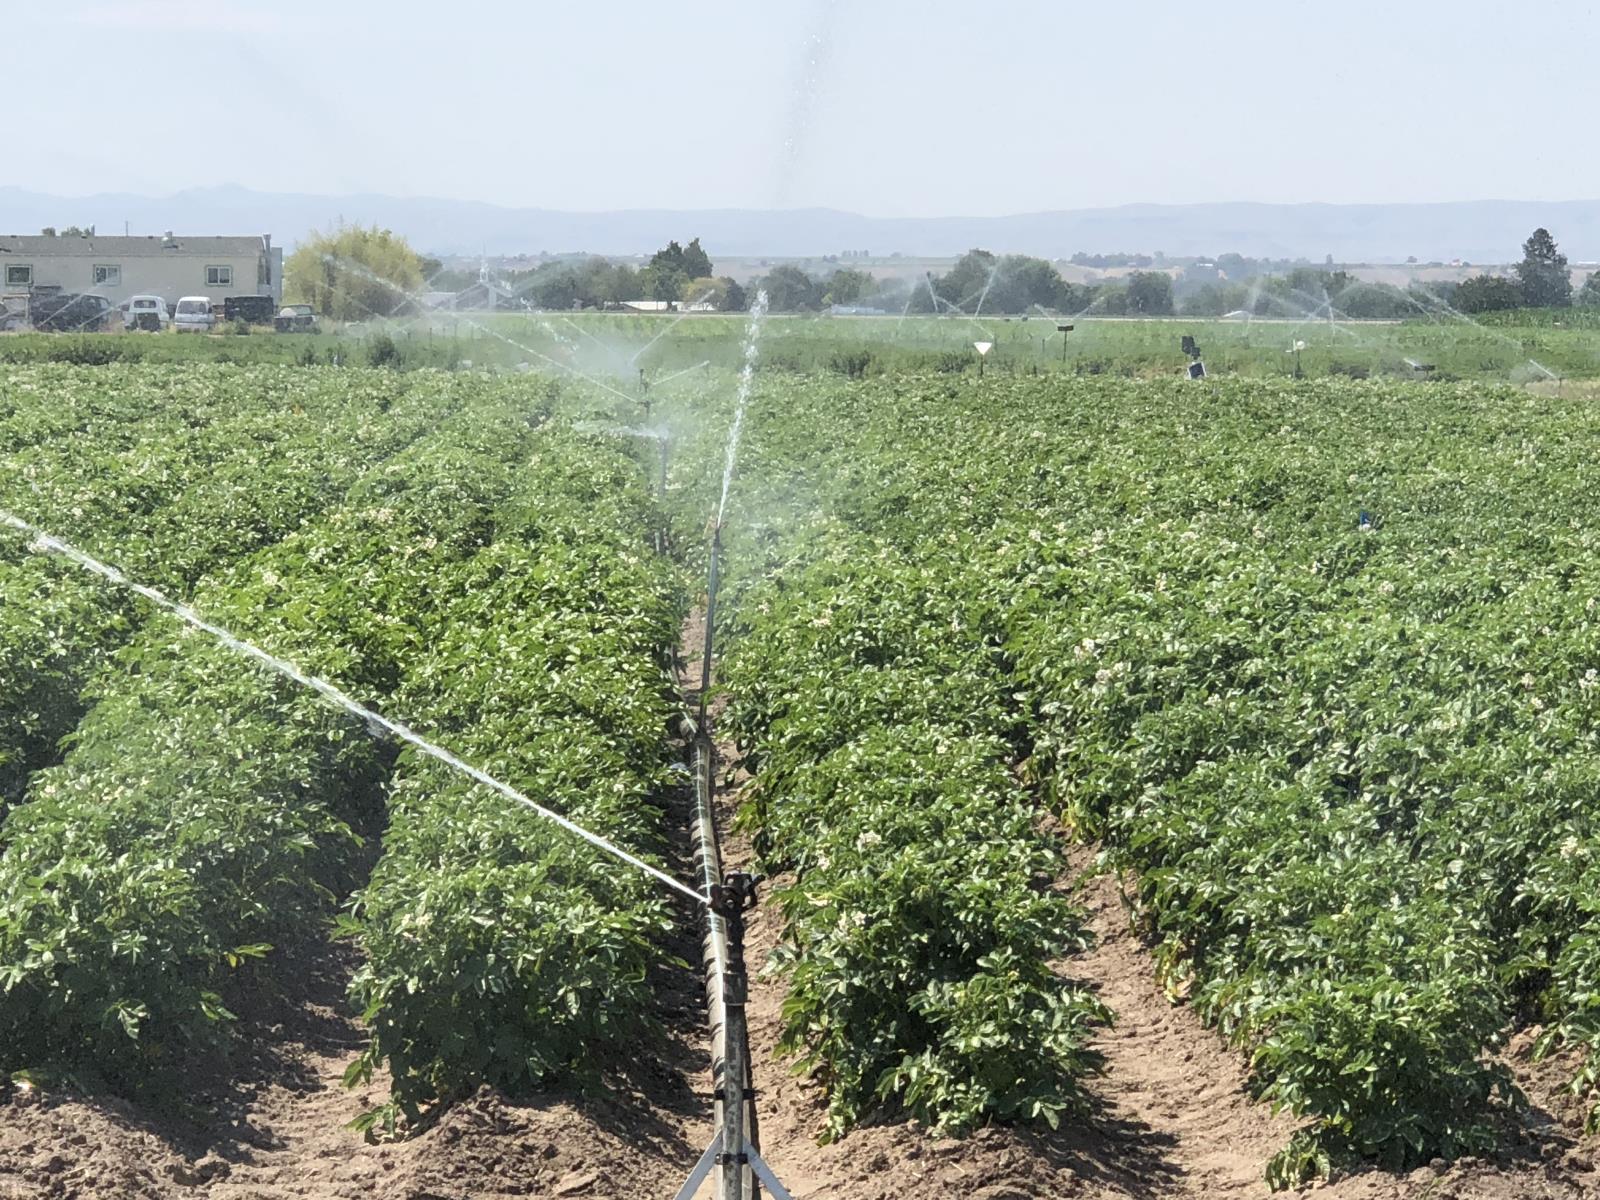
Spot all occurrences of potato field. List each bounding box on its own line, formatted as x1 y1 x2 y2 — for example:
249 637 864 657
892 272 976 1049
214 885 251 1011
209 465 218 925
1 346 1599 1198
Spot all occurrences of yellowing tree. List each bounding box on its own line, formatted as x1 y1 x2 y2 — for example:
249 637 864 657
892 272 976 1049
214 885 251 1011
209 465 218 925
285 225 424 321
680 276 730 308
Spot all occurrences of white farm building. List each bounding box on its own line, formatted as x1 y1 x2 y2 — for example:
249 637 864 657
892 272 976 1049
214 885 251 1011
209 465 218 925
0 232 283 308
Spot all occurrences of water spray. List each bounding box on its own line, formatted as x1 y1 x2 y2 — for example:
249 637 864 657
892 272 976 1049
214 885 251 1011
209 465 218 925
650 360 715 389
322 254 640 404
716 291 771 527
0 509 707 909
629 290 718 367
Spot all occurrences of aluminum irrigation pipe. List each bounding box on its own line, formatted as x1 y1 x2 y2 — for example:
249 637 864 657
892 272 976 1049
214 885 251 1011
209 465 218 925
686 723 754 1200
0 509 708 909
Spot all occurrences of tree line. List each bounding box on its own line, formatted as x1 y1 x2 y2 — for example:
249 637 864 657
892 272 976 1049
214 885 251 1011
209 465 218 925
286 227 753 319
747 229 1596 318
284 224 1595 322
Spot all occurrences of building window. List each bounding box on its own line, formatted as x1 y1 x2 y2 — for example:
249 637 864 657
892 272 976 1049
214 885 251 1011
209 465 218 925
4 264 32 288
206 265 233 287
94 264 121 287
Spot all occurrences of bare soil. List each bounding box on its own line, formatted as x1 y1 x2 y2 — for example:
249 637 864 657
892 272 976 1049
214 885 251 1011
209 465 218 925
0 940 709 1200
1 608 1596 1197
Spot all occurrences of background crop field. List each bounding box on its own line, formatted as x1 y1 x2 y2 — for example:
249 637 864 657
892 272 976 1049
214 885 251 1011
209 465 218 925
6 308 1600 384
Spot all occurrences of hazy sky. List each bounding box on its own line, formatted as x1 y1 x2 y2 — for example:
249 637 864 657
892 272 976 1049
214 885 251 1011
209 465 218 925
11 0 1597 214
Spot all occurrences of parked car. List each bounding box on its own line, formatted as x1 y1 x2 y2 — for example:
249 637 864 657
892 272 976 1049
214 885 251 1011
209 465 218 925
124 294 170 332
274 303 319 334
174 296 215 334
30 290 114 332
224 294 276 325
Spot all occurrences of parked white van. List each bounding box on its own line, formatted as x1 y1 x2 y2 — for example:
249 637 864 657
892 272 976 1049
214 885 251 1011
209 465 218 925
125 295 169 332
174 296 214 333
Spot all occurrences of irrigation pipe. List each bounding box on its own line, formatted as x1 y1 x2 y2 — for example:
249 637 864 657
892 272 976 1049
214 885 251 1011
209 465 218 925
0 509 708 909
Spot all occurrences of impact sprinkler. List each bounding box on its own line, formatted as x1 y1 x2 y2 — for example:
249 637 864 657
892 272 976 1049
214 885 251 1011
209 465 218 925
1288 339 1307 379
1181 334 1206 379
1058 323 1075 363
974 340 993 378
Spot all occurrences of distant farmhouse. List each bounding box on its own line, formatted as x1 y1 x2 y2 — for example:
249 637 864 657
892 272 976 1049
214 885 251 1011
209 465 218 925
0 232 283 306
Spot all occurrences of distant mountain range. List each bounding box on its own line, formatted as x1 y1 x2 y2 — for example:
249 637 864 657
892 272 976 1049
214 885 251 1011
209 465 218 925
4 186 1600 264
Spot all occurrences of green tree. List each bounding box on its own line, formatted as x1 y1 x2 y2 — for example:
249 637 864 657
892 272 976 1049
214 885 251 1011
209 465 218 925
682 237 713 280
1454 274 1522 313
285 225 424 320
974 255 1069 314
822 268 874 307
1517 227 1572 307
649 240 685 274
1093 283 1131 315
758 264 822 311
937 249 999 311
637 238 717 308
1125 270 1175 315
589 259 643 306
1579 273 1600 308
720 278 748 312
642 265 688 305
1180 282 1249 317
1336 282 1412 319
1058 280 1099 314
526 268 584 311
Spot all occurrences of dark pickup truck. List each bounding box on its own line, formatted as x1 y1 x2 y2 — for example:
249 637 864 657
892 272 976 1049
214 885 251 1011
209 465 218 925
224 295 277 325
274 304 319 334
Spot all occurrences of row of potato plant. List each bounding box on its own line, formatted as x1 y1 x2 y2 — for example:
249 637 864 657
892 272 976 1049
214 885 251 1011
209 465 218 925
0 366 462 809
346 425 687 1129
0 377 560 1092
697 370 1600 1183
714 499 1107 1139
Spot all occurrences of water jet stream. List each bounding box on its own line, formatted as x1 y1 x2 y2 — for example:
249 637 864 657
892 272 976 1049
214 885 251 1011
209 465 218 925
716 291 771 527
0 509 707 907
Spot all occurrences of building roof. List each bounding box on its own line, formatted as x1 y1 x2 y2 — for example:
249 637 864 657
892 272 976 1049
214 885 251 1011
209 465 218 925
0 235 269 257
